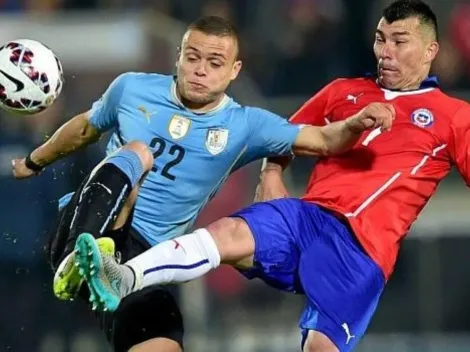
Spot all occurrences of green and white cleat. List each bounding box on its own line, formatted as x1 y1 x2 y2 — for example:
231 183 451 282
53 237 115 301
74 233 137 312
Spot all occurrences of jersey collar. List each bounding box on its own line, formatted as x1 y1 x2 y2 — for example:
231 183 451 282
366 73 440 90
365 73 439 99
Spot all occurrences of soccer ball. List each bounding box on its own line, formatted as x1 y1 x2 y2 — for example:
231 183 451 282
0 39 64 115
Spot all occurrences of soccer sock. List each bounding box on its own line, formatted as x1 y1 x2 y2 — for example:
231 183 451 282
126 228 221 290
63 149 145 256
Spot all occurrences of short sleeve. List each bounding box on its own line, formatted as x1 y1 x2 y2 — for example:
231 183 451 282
87 73 130 131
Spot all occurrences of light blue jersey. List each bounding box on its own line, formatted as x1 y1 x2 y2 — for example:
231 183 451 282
59 73 300 245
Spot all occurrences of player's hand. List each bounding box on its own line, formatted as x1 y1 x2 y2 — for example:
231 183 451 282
346 103 395 133
11 158 39 179
254 169 289 202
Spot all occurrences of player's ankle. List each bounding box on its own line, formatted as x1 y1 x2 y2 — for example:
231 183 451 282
124 263 142 293
125 264 137 290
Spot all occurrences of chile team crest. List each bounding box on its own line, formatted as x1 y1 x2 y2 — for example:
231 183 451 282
411 108 434 128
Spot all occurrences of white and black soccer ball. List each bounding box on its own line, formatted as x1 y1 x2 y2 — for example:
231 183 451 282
0 39 64 115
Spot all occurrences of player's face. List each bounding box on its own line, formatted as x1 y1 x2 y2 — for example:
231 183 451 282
374 17 439 90
176 30 242 106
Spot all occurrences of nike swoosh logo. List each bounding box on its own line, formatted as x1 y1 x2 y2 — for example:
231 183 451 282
0 70 24 92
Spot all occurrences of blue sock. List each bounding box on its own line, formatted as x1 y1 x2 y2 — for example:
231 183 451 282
106 149 145 188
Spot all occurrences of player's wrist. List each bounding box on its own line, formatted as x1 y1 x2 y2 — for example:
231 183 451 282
25 152 46 173
260 165 283 177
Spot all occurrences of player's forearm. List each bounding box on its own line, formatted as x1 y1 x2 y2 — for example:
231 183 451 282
30 112 101 167
293 122 361 157
254 157 291 202
318 120 362 155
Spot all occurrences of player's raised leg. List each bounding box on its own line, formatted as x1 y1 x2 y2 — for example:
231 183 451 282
52 140 153 301
74 208 256 311
75 198 309 311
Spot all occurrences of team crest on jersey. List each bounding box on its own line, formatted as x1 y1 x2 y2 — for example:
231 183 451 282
411 108 434 128
206 128 229 155
168 115 191 139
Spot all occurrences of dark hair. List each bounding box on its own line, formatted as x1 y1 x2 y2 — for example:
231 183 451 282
188 16 241 59
383 0 438 40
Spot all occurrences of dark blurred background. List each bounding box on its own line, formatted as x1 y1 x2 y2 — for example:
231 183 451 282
1 0 470 351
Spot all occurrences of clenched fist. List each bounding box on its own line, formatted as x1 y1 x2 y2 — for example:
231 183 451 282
346 102 395 133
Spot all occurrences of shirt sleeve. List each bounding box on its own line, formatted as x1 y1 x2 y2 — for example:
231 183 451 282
238 107 302 166
87 73 130 131
449 104 470 186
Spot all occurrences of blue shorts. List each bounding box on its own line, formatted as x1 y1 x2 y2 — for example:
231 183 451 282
232 198 385 352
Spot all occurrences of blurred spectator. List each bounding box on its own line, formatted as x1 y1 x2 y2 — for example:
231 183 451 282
449 2 470 86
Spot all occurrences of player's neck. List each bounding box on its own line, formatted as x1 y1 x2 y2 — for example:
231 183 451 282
382 71 431 91
181 95 226 114
174 87 227 114
399 80 424 91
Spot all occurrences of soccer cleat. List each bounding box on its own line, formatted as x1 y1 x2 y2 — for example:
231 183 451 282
74 233 137 312
53 237 115 301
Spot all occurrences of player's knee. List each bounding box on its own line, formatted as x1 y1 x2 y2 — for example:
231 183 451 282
303 331 339 352
124 140 154 171
206 217 255 264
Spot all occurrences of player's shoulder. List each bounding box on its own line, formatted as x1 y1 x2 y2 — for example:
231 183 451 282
433 89 470 116
324 77 375 92
231 105 283 121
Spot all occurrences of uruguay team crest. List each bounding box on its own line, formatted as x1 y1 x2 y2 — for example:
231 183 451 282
168 115 191 139
206 128 229 155
411 108 434 128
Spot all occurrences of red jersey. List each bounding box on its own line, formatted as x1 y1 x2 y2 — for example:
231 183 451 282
290 77 470 280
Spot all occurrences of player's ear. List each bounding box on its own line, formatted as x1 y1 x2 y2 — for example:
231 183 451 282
425 41 439 64
230 60 242 81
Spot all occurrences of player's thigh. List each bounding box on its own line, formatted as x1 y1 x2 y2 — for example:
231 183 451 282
104 286 184 352
302 330 339 352
298 225 385 352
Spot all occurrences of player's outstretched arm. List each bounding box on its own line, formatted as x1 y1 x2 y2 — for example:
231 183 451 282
292 102 395 157
12 111 101 179
12 73 129 179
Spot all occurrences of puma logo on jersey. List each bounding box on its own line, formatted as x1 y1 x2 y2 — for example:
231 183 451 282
138 105 157 122
346 93 364 104
341 323 356 345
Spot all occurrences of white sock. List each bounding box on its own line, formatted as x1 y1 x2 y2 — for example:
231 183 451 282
126 228 221 290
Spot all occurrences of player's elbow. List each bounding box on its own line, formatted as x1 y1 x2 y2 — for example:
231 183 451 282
66 112 101 147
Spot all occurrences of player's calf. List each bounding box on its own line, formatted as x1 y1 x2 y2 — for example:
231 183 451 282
75 217 257 311
125 218 255 289
53 141 154 301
